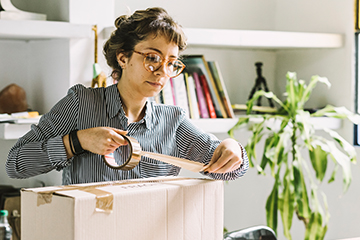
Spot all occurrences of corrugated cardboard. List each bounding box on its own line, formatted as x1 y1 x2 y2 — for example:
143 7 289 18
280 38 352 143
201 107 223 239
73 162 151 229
21 177 224 240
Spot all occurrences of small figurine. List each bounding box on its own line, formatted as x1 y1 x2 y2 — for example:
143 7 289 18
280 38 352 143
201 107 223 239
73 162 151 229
91 25 107 88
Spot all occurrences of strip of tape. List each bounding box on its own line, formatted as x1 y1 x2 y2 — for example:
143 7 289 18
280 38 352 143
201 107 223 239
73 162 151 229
35 177 196 212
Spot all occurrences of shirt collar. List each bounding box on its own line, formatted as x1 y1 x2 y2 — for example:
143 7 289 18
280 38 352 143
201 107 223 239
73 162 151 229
105 84 154 130
106 84 124 119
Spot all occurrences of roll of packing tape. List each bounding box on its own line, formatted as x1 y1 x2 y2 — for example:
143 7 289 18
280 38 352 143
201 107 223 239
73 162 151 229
102 135 141 170
103 135 206 172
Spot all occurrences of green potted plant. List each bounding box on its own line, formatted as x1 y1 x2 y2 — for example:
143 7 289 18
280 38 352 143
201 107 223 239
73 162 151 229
228 72 360 240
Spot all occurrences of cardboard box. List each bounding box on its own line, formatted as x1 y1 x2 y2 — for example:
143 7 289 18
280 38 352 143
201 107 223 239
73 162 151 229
21 177 224 240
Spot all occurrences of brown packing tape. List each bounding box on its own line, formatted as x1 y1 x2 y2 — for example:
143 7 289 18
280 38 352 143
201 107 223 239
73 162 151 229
83 188 113 213
34 177 195 212
102 134 206 172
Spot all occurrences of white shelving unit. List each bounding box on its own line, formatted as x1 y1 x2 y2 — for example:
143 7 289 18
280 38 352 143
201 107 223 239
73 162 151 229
184 28 343 49
0 19 92 40
0 116 342 139
103 27 343 49
0 23 344 140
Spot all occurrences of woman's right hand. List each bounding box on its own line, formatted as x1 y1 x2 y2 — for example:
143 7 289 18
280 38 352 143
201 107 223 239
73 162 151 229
63 127 128 158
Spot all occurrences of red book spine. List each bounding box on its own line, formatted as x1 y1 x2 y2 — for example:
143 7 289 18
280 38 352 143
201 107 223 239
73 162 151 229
193 72 209 118
200 75 217 118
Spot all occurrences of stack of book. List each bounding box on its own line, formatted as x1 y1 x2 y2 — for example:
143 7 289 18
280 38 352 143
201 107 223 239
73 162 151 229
154 55 235 119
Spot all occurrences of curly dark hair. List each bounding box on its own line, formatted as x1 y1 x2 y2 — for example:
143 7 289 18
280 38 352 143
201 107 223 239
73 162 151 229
103 7 187 81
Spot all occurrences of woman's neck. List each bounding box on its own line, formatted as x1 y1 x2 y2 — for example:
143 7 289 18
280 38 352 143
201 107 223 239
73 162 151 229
117 82 147 123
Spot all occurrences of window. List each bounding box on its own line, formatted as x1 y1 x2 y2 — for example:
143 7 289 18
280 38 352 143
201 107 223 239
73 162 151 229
355 0 360 145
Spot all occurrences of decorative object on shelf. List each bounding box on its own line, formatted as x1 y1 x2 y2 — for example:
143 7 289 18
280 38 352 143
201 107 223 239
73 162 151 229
0 84 28 114
248 62 274 109
0 0 46 20
229 72 360 240
91 25 107 88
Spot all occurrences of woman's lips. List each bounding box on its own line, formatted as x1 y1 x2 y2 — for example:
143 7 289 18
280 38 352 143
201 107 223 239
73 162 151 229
147 81 163 88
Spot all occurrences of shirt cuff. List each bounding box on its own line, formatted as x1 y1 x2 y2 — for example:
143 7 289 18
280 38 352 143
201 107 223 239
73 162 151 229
47 135 72 170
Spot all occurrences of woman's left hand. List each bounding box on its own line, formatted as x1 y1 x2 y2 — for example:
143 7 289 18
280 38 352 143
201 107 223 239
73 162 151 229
203 138 243 174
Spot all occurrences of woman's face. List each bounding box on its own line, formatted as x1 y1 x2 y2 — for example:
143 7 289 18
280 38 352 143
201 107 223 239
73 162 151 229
117 35 180 99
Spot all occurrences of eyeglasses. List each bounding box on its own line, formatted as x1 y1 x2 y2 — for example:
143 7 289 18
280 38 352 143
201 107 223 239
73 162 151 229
133 50 185 78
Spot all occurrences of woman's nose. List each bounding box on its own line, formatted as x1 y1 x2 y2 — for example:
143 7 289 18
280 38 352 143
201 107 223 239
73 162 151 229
154 61 169 77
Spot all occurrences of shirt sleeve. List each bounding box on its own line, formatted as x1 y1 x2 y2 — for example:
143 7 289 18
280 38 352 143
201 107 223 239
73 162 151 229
5 86 80 179
175 115 249 181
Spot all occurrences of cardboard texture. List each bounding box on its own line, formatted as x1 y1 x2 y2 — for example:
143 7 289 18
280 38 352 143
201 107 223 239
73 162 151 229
21 177 224 240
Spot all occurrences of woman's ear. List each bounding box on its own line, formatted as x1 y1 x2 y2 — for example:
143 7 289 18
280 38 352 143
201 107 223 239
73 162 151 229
117 52 127 69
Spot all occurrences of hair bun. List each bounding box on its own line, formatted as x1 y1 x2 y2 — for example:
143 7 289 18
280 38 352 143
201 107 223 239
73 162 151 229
114 15 128 29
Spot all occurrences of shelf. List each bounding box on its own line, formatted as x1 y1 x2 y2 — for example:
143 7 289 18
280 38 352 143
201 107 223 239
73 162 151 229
184 28 343 49
0 123 32 139
102 26 342 50
0 19 92 40
0 117 342 140
191 118 239 133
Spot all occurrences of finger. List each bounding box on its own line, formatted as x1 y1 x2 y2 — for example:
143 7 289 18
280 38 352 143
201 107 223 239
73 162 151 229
110 132 128 145
206 152 242 173
112 128 128 136
202 147 222 172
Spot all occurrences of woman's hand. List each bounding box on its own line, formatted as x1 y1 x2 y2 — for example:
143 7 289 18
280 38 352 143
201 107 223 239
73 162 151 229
63 127 128 158
203 138 243 174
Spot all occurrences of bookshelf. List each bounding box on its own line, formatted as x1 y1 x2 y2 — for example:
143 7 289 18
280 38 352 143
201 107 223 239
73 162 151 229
0 116 341 139
0 24 344 140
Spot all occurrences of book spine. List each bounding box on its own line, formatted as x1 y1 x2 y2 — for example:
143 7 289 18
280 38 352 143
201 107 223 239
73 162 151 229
184 73 200 119
200 56 227 118
162 80 175 105
169 78 177 105
208 61 235 118
200 75 217 118
193 72 209 118
172 74 190 118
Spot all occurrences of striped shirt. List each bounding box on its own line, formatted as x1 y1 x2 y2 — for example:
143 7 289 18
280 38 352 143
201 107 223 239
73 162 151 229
6 84 249 185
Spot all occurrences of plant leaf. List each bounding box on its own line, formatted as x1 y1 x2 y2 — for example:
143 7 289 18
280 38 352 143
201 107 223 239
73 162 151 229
323 128 356 163
304 212 325 240
266 175 279 235
228 117 250 138
293 159 311 221
311 105 360 125
285 72 299 116
327 141 352 192
247 90 287 114
309 145 328 182
328 164 339 184
296 110 315 150
300 75 331 108
278 167 295 240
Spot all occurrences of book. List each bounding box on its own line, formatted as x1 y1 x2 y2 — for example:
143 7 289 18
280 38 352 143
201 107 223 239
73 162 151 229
169 78 177 105
193 72 209 118
161 80 174 105
208 61 235 118
200 74 217 118
172 73 190 118
184 73 200 119
182 55 227 118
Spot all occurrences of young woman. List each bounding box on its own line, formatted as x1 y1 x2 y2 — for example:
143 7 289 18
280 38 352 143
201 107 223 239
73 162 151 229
6 7 248 185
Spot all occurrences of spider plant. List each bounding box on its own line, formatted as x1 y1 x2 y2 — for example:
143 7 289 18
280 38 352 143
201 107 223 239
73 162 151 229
228 72 360 240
